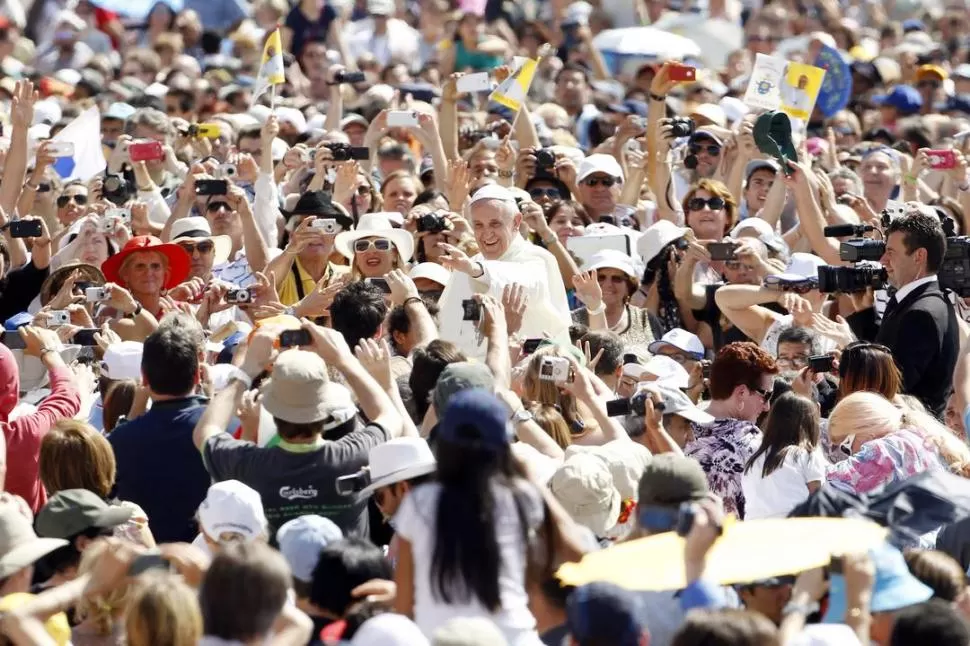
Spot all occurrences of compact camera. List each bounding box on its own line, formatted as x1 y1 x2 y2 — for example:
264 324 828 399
417 212 447 234
310 218 339 234
217 163 237 180
535 148 556 172
667 117 695 139
225 288 253 304
85 287 109 302
461 299 482 321
47 310 70 326
538 356 571 384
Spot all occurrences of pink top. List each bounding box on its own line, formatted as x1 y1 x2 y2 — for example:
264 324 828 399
826 428 948 495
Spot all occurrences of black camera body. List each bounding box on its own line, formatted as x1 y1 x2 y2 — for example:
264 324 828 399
939 236 970 297
817 264 888 293
839 238 886 262
461 299 482 321
325 143 369 161
417 212 448 234
535 148 556 174
668 117 695 138
103 173 133 206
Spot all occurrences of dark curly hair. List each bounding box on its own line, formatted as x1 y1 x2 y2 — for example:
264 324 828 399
709 342 778 401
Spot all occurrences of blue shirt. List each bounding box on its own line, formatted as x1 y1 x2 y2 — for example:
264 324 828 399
184 0 248 32
109 396 211 543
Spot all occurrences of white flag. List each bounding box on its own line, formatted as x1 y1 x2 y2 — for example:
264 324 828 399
50 107 106 181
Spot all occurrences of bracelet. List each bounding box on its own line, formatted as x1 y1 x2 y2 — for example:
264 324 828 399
39 347 57 359
902 174 919 185
587 303 606 316
498 170 514 178
24 180 39 191
649 92 666 102
124 304 143 319
403 296 424 307
137 184 155 192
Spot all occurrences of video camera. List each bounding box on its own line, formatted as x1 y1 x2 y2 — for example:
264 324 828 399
938 216 970 297
816 222 887 293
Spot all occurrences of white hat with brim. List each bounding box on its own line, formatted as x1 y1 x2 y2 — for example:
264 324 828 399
637 220 689 264
651 383 715 425
643 355 690 389
170 216 232 265
409 262 451 287
767 252 826 282
585 249 637 278
357 438 437 498
0 508 68 579
260 351 356 424
334 212 414 262
577 153 624 183
689 103 727 128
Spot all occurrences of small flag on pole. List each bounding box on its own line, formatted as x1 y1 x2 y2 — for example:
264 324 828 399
252 28 286 105
489 58 538 112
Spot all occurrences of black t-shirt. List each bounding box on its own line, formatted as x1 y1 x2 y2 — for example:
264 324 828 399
0 260 49 323
285 4 337 61
693 283 787 351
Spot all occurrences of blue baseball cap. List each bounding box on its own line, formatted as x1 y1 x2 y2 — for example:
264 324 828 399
872 86 923 115
944 94 970 115
901 19 925 33
566 582 649 646
4 313 31 331
605 100 648 118
437 388 511 451
276 515 343 583
823 543 932 623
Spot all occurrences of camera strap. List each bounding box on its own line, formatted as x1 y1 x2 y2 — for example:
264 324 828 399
291 262 306 302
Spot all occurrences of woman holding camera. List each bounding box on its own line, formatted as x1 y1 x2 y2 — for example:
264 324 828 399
335 212 415 281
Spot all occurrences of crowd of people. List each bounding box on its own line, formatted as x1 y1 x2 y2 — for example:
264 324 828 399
0 0 967 643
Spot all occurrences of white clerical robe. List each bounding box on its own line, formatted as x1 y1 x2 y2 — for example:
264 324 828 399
438 236 570 359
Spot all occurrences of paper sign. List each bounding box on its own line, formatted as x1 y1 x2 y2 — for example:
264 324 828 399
743 54 787 111
814 44 852 117
780 62 825 121
458 0 487 16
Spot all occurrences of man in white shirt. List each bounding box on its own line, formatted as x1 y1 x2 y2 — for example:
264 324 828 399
437 185 570 359
347 0 419 69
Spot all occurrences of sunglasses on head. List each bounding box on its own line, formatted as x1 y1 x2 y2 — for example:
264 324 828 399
354 238 392 252
689 144 721 156
57 193 88 208
583 176 619 188
206 201 231 213
529 187 563 201
177 240 215 255
687 196 725 212
840 434 855 456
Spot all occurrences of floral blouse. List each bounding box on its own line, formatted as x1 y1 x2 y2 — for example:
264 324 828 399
826 428 949 495
686 418 763 518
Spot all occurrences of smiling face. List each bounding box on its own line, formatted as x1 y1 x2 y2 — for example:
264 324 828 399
744 169 776 212
57 185 88 226
596 267 633 306
576 173 620 216
354 236 397 277
880 230 923 289
205 198 242 242
689 136 721 177
119 250 169 297
860 151 897 202
686 189 728 240
382 176 419 216
471 199 521 260
547 205 586 244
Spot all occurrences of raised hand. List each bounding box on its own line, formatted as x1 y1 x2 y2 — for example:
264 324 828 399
572 270 603 310
355 337 393 390
501 283 526 335
9 80 37 132
436 242 478 276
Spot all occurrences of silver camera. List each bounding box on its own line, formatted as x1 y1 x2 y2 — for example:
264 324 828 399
85 287 109 302
218 163 238 179
538 356 571 384
225 288 253 304
311 218 339 234
47 310 70 326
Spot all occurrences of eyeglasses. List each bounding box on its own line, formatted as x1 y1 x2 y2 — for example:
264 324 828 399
177 240 215 255
776 356 809 370
529 187 563 201
354 238 392 252
839 434 855 456
582 176 620 188
689 144 721 157
206 201 231 213
725 261 757 273
658 351 691 365
686 196 725 212
356 185 371 197
750 386 773 404
596 273 629 285
57 193 88 208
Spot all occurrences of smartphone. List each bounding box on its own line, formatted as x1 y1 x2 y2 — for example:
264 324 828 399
194 123 222 138
8 219 42 238
333 70 366 84
195 179 228 196
279 328 312 348
128 552 171 576
926 149 956 170
365 277 391 294
72 329 99 346
46 141 75 157
668 64 697 82
808 354 834 373
128 140 165 162
522 338 543 355
386 111 419 128
457 72 493 93
706 241 738 261
701 360 712 379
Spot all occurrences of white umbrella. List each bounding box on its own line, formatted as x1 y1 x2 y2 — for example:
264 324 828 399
593 26 702 62
650 15 744 69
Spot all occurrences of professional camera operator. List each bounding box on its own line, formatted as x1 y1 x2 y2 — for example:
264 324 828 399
845 210 958 418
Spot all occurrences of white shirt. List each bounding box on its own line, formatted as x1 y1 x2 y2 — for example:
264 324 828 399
741 445 828 519
394 482 545 645
891 274 938 305
347 18 420 68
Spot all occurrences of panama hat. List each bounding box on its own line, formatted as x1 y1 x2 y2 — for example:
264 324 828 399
170 216 232 265
334 212 414 262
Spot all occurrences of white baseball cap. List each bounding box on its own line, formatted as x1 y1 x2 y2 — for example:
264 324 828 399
197 480 267 542
356 438 437 498
585 249 636 278
649 383 714 424
577 153 624 183
767 252 826 282
101 341 143 380
276 515 343 582
689 103 727 128
409 262 451 287
647 328 704 359
636 220 689 264
640 355 690 389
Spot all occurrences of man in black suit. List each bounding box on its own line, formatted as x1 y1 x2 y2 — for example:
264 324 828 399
846 210 958 418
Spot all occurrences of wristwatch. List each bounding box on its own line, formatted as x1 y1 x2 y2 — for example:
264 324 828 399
511 409 534 424
781 600 819 617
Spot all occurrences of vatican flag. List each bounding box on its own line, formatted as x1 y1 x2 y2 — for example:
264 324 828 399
252 28 286 106
489 57 538 112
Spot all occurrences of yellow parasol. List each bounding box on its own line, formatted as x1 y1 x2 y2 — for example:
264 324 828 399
557 517 888 590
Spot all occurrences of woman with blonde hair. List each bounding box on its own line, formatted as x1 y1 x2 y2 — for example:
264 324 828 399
72 541 130 645
125 572 202 646
334 213 415 281
827 392 970 495
524 401 572 450
522 346 602 446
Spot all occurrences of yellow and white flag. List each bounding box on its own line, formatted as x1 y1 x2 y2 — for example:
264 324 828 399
252 28 286 105
489 57 538 111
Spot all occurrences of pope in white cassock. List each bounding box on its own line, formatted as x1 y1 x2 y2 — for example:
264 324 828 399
437 184 571 358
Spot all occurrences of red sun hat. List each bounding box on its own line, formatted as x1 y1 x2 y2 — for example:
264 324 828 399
101 236 192 290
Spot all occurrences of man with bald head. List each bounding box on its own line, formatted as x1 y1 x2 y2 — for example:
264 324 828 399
437 185 570 357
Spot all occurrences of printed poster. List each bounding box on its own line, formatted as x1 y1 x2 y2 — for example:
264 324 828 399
743 54 787 111
780 61 826 122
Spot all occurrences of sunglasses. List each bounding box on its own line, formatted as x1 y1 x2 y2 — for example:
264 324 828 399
356 185 371 197
750 386 773 404
354 238 392 252
596 273 629 284
689 144 721 156
178 240 215 255
57 193 88 208
687 196 725 212
529 187 563 201
206 201 231 213
840 434 855 456
583 176 620 188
